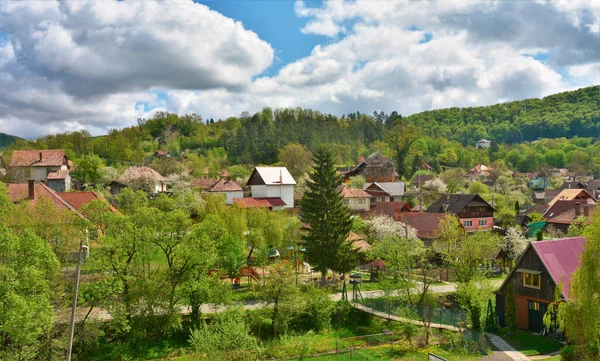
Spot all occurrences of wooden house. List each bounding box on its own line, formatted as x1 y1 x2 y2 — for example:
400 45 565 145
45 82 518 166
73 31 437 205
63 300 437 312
342 153 397 183
425 194 494 231
495 237 585 332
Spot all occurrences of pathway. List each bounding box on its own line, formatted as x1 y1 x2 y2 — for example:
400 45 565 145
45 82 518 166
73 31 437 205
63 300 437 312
486 333 531 361
352 302 460 332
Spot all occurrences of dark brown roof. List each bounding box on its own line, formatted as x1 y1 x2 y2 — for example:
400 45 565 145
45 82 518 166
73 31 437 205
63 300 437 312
426 194 494 214
361 201 411 220
397 212 448 239
9 150 68 167
207 179 243 192
191 177 217 189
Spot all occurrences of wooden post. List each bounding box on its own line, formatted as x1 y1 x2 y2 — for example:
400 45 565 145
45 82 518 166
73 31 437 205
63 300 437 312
335 340 338 354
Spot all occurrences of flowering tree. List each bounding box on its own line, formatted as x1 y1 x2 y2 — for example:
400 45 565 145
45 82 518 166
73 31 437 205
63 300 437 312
364 215 417 241
503 226 529 262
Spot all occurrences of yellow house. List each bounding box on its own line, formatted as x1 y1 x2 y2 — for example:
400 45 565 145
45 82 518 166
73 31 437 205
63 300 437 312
341 187 371 212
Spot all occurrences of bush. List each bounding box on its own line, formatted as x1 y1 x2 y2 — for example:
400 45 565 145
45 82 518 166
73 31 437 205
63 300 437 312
302 287 334 332
560 344 600 361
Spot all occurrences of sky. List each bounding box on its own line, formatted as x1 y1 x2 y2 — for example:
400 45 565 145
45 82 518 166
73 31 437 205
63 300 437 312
0 0 598 139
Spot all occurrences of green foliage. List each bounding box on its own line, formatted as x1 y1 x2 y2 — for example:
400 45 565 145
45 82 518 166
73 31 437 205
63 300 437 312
567 215 588 236
73 153 106 184
456 281 495 331
188 307 259 360
300 146 356 281
278 143 312 179
349 175 366 189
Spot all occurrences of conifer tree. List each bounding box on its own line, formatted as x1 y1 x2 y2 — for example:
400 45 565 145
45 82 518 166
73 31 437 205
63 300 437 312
300 147 355 283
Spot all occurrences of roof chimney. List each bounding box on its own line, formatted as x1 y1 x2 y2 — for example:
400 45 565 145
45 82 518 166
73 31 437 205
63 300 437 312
39 151 43 161
575 202 581 216
28 179 35 200
359 156 364 163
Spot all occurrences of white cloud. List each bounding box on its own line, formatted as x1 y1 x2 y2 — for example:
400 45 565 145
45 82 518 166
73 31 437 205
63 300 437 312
0 0 598 138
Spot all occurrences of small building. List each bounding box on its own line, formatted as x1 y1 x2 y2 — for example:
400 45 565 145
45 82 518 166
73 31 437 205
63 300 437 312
46 169 71 192
585 179 600 199
475 139 491 149
191 177 217 190
426 194 494 231
118 166 168 194
341 187 371 212
360 201 411 220
547 189 595 208
364 182 405 205
7 180 80 215
106 180 128 196
543 200 596 233
205 179 244 205
495 237 585 331
9 149 71 182
468 164 493 178
342 153 398 183
246 167 296 209
560 181 586 190
58 191 120 214
153 150 170 158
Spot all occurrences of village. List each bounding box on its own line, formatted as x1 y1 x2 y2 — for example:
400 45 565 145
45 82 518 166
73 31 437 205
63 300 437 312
1 142 597 361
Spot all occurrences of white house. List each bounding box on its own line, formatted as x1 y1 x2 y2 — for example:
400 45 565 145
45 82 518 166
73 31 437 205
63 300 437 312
246 167 296 209
476 139 492 149
206 179 244 205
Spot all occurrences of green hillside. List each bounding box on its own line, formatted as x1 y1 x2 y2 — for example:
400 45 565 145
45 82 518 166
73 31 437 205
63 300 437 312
0 132 23 149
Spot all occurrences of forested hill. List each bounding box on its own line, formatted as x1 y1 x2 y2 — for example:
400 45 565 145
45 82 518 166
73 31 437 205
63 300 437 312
0 133 23 149
403 85 600 145
4 85 600 176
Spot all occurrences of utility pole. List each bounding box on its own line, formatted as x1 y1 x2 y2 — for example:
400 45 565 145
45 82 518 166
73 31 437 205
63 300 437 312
67 239 87 361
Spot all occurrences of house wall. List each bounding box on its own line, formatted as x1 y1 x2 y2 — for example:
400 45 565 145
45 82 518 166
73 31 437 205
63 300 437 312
460 217 494 231
47 179 67 193
212 190 244 205
496 246 556 331
250 184 294 208
31 167 49 181
346 197 370 211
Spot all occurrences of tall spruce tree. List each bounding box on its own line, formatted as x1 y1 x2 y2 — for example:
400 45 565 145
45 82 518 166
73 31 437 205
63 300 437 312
300 147 355 283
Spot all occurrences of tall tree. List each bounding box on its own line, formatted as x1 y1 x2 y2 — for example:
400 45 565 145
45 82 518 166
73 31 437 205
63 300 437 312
385 119 421 178
278 143 312 179
300 147 355 282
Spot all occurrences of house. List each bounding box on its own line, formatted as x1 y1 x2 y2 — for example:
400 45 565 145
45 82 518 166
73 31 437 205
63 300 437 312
560 181 586 190
342 153 398 183
364 182 405 205
7 180 81 216
475 139 491 149
396 212 449 246
246 167 296 209
191 177 217 190
58 191 120 214
585 180 600 199
543 200 596 233
205 179 244 205
341 187 371 212
233 197 287 210
546 189 595 208
412 174 434 187
426 194 494 231
118 166 168 194
106 180 128 196
9 149 72 183
153 150 170 158
360 201 411 220
468 164 492 178
495 237 586 331
46 169 71 192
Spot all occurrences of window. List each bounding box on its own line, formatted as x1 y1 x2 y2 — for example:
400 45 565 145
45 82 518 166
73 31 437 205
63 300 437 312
463 220 473 227
528 301 541 311
478 219 487 227
358 199 365 204
523 272 541 289
343 200 350 205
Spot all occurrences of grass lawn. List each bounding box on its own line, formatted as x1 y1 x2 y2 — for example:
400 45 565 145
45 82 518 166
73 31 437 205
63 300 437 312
495 328 563 356
293 344 483 361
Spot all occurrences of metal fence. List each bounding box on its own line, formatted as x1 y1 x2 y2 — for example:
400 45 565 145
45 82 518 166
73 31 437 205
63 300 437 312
358 295 466 328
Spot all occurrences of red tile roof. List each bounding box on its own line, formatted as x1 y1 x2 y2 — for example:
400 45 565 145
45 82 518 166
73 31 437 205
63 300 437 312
531 237 586 299
58 191 120 214
9 150 68 167
191 178 217 189
207 179 243 192
47 169 70 180
233 197 286 208
7 182 80 215
341 187 371 198
397 212 448 239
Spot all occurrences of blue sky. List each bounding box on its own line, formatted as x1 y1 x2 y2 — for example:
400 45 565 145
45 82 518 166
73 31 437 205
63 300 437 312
0 0 598 138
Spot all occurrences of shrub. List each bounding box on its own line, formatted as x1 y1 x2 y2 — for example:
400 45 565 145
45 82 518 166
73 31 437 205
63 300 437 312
302 286 334 332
